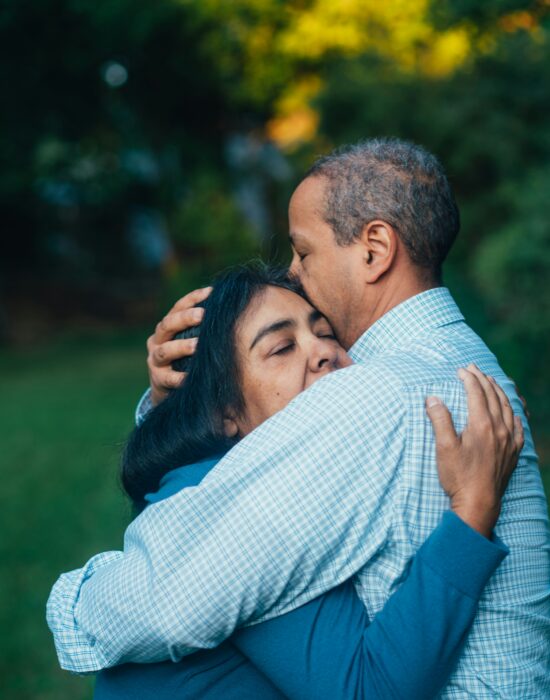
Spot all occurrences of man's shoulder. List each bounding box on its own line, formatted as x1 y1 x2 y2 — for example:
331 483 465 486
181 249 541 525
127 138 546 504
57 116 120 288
313 344 461 398
298 363 406 411
355 320 499 391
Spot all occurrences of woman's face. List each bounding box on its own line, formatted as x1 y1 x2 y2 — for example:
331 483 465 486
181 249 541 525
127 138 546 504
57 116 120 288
228 285 352 437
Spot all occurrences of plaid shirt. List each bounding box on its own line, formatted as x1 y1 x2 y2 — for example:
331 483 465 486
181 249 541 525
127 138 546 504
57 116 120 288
47 288 550 697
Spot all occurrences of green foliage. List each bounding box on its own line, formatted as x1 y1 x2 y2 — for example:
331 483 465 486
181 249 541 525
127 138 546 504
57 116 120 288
472 168 550 422
310 25 550 431
172 174 259 261
474 168 550 335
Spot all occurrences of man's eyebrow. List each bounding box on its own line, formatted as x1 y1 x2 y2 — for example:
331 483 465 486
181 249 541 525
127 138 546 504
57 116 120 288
289 232 307 246
249 319 296 350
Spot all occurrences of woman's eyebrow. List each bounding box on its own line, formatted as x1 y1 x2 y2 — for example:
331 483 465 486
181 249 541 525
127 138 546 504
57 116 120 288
308 309 324 325
249 319 295 350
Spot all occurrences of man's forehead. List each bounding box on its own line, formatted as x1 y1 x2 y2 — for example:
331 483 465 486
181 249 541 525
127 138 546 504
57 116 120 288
290 175 326 205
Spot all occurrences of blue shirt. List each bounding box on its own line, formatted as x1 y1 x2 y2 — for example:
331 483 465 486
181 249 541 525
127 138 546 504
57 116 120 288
47 288 550 697
95 457 507 700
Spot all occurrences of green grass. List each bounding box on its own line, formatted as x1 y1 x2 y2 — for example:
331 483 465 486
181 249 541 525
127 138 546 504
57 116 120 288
0 332 146 700
0 331 548 700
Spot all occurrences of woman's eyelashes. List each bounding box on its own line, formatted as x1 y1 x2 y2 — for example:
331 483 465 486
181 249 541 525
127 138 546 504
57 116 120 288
271 342 295 356
270 332 335 357
314 324 337 340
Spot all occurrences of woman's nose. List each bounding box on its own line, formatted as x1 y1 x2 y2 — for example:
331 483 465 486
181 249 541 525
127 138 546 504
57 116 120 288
308 339 337 373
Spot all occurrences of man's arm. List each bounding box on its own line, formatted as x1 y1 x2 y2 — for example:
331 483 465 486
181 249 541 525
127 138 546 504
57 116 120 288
91 515 507 700
49 365 405 671
47 365 522 673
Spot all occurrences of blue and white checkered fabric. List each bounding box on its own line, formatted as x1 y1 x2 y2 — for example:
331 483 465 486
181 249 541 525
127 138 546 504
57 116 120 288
135 389 153 426
47 288 550 697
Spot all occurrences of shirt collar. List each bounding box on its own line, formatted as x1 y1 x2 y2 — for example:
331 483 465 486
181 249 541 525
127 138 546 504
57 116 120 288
349 287 464 363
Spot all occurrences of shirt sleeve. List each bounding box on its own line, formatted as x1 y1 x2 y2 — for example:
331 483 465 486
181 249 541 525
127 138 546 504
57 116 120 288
232 512 508 700
135 388 154 426
47 551 125 673
47 366 418 671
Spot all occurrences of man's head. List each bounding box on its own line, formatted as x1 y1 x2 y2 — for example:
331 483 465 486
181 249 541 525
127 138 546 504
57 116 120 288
288 138 460 348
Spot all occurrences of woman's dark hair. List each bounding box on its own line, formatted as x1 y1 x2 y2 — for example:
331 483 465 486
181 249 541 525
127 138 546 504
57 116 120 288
121 262 302 509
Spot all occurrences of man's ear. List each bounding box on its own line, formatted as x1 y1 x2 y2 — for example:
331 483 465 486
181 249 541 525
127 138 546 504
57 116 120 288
360 220 398 283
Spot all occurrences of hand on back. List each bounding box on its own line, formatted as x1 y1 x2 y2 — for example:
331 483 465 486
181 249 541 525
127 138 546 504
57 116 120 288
426 365 524 538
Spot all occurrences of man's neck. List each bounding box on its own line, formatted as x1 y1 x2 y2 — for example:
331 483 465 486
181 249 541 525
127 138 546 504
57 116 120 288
346 274 438 349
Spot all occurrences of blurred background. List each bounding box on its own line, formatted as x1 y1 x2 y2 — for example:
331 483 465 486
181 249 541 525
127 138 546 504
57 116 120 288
1 1 549 697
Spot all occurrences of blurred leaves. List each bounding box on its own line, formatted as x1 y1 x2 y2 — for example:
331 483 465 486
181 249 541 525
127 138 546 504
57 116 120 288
1 0 549 422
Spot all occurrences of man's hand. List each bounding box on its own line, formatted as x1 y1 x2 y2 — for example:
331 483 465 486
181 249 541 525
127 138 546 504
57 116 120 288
426 364 525 538
146 286 212 406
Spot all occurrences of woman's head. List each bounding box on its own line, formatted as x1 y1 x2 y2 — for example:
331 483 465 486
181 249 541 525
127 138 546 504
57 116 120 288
122 262 351 506
226 281 351 435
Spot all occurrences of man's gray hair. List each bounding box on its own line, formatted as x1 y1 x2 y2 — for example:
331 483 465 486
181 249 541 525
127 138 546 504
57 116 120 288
304 138 460 280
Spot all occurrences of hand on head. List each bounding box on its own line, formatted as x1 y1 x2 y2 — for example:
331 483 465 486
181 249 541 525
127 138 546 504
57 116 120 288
146 286 212 406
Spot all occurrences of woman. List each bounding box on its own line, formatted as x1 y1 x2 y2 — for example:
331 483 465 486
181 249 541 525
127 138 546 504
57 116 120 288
93 263 514 699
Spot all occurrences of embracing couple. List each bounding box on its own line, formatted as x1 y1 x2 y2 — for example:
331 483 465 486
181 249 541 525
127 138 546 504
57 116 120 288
48 139 550 699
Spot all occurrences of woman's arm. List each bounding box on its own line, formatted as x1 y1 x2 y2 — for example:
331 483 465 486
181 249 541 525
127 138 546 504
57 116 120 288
231 511 507 700
93 512 506 700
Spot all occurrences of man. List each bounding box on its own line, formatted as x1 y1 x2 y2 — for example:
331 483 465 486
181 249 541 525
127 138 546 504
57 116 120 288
48 139 550 697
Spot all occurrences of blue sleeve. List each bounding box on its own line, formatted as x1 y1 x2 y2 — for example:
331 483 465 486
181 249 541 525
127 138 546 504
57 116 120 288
232 512 508 700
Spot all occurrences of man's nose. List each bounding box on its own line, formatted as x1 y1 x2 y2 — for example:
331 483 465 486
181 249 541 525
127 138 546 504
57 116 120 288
288 256 300 281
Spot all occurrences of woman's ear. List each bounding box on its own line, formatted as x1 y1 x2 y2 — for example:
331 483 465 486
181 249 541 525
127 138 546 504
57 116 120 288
223 414 239 438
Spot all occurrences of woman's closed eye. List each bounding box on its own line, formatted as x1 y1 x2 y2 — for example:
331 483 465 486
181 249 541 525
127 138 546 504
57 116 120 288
271 342 295 356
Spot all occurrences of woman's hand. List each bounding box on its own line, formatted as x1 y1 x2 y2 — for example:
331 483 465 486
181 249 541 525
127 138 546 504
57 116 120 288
426 364 525 538
146 286 212 406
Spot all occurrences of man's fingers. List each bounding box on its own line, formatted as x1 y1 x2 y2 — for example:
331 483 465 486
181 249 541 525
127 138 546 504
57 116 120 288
155 368 186 390
458 368 490 429
153 308 204 344
150 338 198 368
426 396 457 450
171 286 212 313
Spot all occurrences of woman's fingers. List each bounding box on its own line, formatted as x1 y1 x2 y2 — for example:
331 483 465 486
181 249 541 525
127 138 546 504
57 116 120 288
514 415 525 453
427 365 525 536
426 396 457 452
487 376 515 434
466 364 504 423
458 368 490 433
